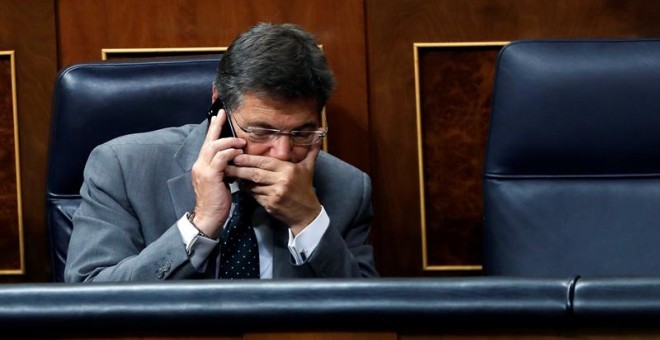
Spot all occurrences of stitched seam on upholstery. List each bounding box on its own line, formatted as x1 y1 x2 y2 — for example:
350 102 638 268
567 275 580 318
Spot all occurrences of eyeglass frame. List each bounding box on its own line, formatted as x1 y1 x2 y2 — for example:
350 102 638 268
225 106 328 146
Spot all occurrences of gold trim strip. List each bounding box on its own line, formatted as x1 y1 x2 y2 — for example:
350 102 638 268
321 108 328 152
102 47 228 60
414 42 509 48
0 50 25 275
414 41 508 272
425 265 484 271
413 44 427 270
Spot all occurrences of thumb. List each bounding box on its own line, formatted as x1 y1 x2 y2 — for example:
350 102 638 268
301 142 321 171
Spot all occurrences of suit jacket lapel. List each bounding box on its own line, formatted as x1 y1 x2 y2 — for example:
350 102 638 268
167 121 207 218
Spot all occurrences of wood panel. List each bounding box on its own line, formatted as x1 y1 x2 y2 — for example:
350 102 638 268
0 52 22 274
0 0 58 282
366 0 660 277
57 0 369 174
416 44 504 271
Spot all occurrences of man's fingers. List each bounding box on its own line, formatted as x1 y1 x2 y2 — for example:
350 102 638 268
241 181 270 196
209 148 244 169
205 109 226 143
199 137 245 162
232 154 282 171
226 165 277 185
301 142 321 171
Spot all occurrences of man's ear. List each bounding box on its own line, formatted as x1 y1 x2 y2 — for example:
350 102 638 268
212 84 219 102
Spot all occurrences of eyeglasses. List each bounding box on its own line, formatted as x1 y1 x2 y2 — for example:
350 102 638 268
227 110 328 146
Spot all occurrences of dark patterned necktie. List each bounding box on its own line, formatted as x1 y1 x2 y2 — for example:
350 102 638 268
219 191 260 279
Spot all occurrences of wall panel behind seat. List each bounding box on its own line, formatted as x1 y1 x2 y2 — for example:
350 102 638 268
57 0 369 174
366 0 660 277
0 0 58 283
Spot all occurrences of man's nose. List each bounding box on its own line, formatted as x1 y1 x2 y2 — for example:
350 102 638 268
268 135 292 161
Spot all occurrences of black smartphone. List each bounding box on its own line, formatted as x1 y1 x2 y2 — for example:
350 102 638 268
207 98 239 181
207 98 237 139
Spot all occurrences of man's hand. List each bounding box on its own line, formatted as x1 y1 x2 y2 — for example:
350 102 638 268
227 143 322 236
190 110 246 238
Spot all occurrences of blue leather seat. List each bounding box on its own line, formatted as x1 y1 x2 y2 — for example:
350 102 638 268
574 277 660 327
483 39 660 276
46 56 219 282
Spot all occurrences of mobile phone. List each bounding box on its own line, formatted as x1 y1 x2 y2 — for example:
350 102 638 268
207 98 237 139
207 98 239 182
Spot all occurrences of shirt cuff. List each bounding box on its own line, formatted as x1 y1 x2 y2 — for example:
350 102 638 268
177 214 219 271
287 206 329 265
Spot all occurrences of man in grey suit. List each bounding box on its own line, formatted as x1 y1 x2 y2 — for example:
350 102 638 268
64 23 378 282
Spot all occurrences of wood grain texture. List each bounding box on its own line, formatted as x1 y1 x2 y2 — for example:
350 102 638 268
57 0 370 173
0 0 58 282
418 46 500 269
0 55 21 272
366 0 660 277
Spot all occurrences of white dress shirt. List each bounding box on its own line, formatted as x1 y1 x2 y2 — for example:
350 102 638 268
177 181 329 278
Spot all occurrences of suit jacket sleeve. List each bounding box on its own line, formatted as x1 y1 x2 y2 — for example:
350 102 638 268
64 144 197 282
292 168 379 278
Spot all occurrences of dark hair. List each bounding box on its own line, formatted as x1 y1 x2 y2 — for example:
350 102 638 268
215 22 335 114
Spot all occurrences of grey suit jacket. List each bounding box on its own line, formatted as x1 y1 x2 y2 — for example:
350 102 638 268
64 121 378 282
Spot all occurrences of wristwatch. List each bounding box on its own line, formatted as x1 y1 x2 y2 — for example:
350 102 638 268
186 211 214 239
